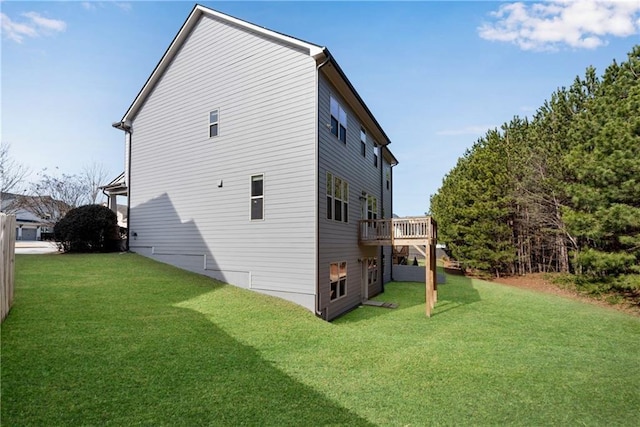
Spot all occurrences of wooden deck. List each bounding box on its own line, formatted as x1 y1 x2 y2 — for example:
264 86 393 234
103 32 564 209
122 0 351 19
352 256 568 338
359 216 439 317
358 217 436 246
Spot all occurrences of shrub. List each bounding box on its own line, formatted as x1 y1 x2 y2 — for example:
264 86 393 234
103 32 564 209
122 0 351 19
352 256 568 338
54 204 121 253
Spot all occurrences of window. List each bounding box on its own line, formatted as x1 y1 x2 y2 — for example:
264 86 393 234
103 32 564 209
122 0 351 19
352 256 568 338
330 96 347 143
367 258 378 286
360 128 366 157
209 109 219 138
326 172 348 223
330 261 347 300
386 169 391 190
250 174 264 220
373 143 379 167
367 195 378 221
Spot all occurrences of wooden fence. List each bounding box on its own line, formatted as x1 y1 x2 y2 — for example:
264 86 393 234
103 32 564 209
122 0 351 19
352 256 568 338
1 213 16 322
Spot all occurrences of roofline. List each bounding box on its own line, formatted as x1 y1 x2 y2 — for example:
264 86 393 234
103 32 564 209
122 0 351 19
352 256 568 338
322 48 392 146
116 5 393 148
119 4 324 123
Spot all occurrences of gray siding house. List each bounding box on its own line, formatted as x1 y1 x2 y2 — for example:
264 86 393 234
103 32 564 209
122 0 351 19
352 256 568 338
113 4 414 320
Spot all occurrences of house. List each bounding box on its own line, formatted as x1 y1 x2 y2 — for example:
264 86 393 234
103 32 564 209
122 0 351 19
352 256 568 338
99 172 128 229
0 193 54 241
112 4 436 320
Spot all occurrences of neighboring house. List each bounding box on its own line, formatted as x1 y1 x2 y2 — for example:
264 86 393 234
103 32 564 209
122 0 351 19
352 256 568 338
113 4 436 320
100 172 128 229
0 193 53 241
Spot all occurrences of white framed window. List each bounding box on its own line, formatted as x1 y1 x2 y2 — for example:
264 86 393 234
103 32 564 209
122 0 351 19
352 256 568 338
330 96 347 143
367 195 378 221
360 128 366 157
386 168 391 190
209 109 219 138
250 174 264 220
373 143 379 167
330 261 347 301
326 172 348 223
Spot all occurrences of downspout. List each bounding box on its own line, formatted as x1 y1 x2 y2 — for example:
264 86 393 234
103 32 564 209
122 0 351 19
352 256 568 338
380 149 384 292
125 131 132 251
111 120 132 251
390 162 397 282
315 50 332 319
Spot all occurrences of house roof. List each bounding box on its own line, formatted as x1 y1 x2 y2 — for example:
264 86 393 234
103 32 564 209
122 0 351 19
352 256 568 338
116 3 393 147
99 172 128 195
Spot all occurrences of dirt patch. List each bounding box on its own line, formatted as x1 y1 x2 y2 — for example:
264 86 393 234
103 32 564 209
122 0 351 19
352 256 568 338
492 273 640 317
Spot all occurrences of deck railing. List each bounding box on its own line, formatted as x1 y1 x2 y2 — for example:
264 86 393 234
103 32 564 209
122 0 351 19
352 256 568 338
359 216 435 244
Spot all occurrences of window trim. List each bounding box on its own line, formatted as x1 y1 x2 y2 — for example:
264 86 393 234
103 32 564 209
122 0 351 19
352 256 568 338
373 142 379 167
326 172 349 223
367 195 378 221
250 174 264 221
330 95 347 143
209 109 220 138
329 261 347 301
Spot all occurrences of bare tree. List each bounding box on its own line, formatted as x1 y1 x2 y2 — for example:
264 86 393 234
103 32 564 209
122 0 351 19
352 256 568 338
18 169 90 226
0 142 29 202
82 162 110 204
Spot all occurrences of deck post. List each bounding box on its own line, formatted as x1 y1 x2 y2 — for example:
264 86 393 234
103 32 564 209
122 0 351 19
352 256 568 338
425 236 432 317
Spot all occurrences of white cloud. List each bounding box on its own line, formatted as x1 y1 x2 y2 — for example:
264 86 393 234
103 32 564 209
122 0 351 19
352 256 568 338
478 0 640 51
436 125 495 136
81 2 98 11
114 3 132 13
82 2 131 13
1 11 66 43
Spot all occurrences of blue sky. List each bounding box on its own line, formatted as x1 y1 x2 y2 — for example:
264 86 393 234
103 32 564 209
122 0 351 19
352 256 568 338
2 1 639 216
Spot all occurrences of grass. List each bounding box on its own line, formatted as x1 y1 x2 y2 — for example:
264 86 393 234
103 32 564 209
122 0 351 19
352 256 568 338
2 253 639 426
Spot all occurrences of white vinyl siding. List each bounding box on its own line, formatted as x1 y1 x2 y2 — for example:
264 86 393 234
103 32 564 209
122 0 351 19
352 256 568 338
128 14 317 310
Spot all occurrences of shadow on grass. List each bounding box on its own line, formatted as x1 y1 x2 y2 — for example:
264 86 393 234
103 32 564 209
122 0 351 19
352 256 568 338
3 254 372 426
338 269 481 323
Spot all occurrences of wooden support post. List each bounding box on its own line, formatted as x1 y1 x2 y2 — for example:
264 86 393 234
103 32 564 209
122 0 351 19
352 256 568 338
431 242 438 304
425 238 432 317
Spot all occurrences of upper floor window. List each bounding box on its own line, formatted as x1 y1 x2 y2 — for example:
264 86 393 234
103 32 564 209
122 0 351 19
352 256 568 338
326 172 348 223
360 128 366 157
250 174 264 220
209 109 219 138
386 169 391 190
330 96 347 143
373 143 379 167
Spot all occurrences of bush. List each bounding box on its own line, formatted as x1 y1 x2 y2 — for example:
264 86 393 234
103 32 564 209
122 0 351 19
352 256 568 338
54 204 121 253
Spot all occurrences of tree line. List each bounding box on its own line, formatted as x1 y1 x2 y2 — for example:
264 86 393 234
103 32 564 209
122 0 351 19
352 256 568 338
430 45 639 286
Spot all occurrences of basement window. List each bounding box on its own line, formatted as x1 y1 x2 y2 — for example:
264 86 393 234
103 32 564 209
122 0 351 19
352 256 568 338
330 261 347 301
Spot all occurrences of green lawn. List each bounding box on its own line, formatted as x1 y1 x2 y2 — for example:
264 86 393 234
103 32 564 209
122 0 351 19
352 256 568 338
2 254 639 425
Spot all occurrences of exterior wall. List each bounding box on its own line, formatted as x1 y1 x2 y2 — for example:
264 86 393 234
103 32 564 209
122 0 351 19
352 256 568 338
317 73 386 320
128 15 318 311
